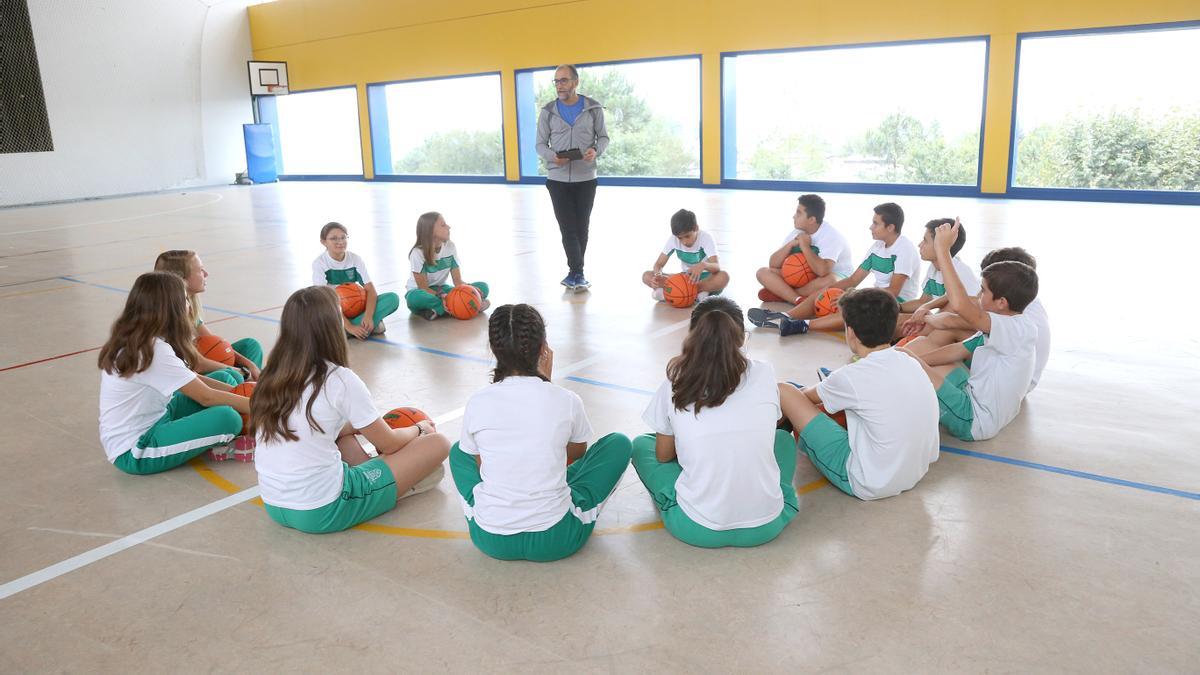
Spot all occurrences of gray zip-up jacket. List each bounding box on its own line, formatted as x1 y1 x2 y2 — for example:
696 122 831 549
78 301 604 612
535 95 609 183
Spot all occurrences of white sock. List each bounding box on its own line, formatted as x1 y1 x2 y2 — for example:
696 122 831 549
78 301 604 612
652 288 665 302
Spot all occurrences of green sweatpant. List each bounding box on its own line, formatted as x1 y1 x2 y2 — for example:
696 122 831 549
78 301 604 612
405 282 489 317
630 431 799 548
449 432 632 562
349 291 400 327
203 337 263 385
112 370 242 475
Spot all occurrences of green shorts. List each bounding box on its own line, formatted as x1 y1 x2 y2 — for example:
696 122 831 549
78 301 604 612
798 414 855 497
936 366 975 441
264 458 398 534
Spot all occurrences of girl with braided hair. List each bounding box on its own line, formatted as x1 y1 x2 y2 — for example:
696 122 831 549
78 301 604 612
449 303 633 561
631 296 800 547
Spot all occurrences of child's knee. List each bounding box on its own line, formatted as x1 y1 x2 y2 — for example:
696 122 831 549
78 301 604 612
209 369 240 387
214 406 243 433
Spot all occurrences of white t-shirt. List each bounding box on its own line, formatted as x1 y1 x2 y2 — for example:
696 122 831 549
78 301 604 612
254 366 381 510
781 221 854 278
859 238 922 301
1023 298 1051 392
312 251 372 287
816 349 940 500
920 257 980 299
98 339 199 462
662 231 718 274
962 313 1038 440
406 241 460 290
643 360 785 530
459 377 593 535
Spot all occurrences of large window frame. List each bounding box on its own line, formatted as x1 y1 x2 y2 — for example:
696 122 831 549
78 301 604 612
514 54 703 187
366 71 507 184
1005 20 1200 206
255 85 366 180
719 36 990 197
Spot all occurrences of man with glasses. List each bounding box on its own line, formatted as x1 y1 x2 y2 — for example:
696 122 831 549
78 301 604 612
536 64 609 291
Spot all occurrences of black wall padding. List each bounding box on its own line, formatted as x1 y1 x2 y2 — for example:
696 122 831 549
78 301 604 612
0 0 53 154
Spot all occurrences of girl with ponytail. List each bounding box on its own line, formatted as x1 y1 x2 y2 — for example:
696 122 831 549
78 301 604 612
449 303 632 562
632 296 799 547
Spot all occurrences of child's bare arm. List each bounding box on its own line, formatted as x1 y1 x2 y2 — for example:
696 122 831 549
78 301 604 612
450 267 464 286
654 434 677 463
917 342 971 368
768 240 796 269
651 252 670 274
835 267 868 291
566 442 587 463
885 273 910 298
934 220 990 333
180 377 250 414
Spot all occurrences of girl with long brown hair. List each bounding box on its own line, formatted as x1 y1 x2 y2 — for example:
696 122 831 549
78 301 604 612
154 249 264 382
97 272 248 475
251 286 449 534
448 303 632 561
404 211 491 320
632 296 799 547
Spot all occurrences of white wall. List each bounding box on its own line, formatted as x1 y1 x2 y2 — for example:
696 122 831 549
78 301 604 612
0 0 256 207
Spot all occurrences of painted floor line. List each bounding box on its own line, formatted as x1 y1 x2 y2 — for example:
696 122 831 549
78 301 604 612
0 192 224 237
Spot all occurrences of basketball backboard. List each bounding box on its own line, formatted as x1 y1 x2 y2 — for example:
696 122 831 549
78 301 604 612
248 61 289 95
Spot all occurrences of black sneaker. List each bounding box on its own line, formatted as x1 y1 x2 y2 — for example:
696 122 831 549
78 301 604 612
748 307 788 329
779 317 810 337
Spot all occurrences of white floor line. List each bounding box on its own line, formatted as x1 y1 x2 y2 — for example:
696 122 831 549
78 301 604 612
0 317 694 601
0 193 223 236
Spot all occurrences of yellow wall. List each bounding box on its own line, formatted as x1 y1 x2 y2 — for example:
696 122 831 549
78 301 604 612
249 0 1199 191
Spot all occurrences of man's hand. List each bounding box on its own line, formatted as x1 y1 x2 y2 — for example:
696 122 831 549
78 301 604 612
553 156 569 166
583 148 597 162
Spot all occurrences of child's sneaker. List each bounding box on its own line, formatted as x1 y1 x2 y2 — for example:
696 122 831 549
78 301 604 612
232 435 256 462
757 288 785 303
651 287 665 302
747 307 789 329
371 320 387 335
418 309 438 321
399 464 445 500
696 291 710 303
816 367 833 381
779 317 810 337
209 444 235 462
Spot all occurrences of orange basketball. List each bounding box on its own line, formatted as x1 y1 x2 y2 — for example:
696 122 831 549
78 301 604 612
336 283 366 318
383 407 429 429
196 334 235 366
781 253 816 288
232 382 256 434
818 403 849 429
894 335 918 348
814 287 844 317
662 273 698 308
444 285 483 320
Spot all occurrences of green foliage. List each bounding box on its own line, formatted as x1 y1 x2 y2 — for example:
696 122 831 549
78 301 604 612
393 129 502 175
745 131 829 180
534 69 698 177
850 113 979 185
1015 108 1200 191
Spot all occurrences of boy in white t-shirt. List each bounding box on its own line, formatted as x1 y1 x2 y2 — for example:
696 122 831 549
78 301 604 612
895 218 980 341
311 222 400 340
779 288 940 499
642 209 729 305
756 193 853 303
750 202 921 337
899 222 1040 441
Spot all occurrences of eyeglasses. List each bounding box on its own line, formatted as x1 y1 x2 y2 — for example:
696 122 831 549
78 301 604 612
553 78 576 86
326 236 349 243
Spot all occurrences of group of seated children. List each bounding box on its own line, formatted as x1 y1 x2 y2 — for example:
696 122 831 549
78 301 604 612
94 194 1046 564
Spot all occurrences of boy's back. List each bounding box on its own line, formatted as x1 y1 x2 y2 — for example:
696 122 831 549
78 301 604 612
965 312 1038 440
817 348 940 499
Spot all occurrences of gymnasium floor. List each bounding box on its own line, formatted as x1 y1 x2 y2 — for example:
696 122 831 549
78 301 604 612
0 182 1196 671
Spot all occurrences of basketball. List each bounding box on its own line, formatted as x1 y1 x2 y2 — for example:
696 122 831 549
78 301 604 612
195 334 235 366
662 273 698 308
894 335 918 348
444 285 483 320
232 382 256 434
336 282 366 318
818 403 849 429
384 406 429 429
814 287 844 317
781 253 816 288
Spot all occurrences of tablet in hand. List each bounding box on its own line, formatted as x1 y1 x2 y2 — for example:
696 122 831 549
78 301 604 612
556 148 584 160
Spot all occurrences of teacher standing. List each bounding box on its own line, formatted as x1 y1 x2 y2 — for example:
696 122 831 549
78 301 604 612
536 64 608 291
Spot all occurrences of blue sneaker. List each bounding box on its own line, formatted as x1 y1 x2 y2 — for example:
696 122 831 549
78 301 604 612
816 367 832 382
561 273 577 289
573 273 591 292
747 307 788 329
779 317 810 337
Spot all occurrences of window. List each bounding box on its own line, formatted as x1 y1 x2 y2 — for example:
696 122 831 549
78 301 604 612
367 73 504 177
722 39 988 187
516 57 701 180
1011 24 1200 193
264 87 363 176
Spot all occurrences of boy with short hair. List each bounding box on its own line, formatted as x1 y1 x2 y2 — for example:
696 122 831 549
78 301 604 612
899 221 1039 441
756 194 853 303
895 218 980 338
642 208 730 302
750 202 922 337
778 287 940 500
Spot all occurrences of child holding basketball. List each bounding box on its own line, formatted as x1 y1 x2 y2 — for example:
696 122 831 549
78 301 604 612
632 296 799 547
312 222 400 339
779 288 940 499
98 272 249 475
897 221 1039 441
404 211 490 321
756 194 853 304
894 219 979 339
642 209 729 305
749 202 921 337
251 286 450 534
449 304 633 561
154 250 263 382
